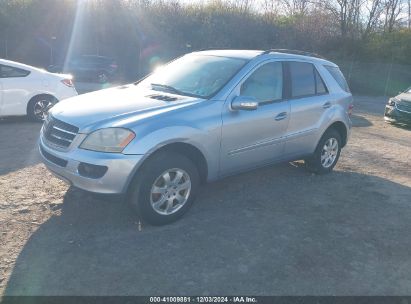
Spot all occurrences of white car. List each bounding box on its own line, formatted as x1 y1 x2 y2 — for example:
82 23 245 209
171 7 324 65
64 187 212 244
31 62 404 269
0 59 78 121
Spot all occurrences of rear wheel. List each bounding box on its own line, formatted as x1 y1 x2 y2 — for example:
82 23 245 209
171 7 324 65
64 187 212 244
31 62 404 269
97 71 109 84
305 129 342 174
27 95 57 122
128 152 200 225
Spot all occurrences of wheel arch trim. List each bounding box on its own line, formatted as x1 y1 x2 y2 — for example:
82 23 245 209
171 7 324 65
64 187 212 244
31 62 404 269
123 140 211 194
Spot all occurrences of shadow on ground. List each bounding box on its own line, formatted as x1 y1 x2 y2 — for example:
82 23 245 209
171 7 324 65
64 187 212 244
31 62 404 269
0 118 42 175
4 163 411 295
350 114 372 127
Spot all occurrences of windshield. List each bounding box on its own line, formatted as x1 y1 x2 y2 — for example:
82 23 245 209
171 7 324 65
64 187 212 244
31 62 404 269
138 54 247 98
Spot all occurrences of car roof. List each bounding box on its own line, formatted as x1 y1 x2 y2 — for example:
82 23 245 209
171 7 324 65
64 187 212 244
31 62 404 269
0 58 46 73
193 49 337 66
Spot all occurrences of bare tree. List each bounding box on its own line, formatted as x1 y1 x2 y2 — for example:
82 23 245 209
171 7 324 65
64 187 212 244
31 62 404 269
363 0 384 37
383 0 402 32
280 0 312 15
321 0 362 37
226 0 253 13
261 0 280 21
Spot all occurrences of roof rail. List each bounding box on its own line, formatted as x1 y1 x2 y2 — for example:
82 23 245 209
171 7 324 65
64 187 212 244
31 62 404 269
197 47 231 52
262 49 325 59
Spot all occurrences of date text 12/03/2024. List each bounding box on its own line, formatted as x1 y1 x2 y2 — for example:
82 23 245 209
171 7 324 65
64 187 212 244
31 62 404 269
149 297 257 303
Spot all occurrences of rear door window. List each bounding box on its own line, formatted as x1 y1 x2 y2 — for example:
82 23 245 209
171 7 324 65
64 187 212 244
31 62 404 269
289 62 328 98
289 62 316 98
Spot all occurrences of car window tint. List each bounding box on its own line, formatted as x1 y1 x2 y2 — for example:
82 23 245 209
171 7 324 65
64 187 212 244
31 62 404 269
315 68 327 94
290 62 315 98
325 65 350 92
241 62 283 102
0 65 30 78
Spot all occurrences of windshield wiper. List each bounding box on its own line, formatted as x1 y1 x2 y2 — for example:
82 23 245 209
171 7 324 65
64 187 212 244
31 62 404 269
151 83 184 95
150 83 201 98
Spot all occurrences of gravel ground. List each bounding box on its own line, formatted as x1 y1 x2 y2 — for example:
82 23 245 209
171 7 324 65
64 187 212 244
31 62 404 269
0 96 410 295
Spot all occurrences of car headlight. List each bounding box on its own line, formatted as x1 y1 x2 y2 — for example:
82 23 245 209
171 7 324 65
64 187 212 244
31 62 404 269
388 98 398 106
80 128 135 153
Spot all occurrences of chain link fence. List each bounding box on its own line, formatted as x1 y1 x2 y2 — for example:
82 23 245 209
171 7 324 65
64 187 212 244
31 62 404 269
337 60 411 97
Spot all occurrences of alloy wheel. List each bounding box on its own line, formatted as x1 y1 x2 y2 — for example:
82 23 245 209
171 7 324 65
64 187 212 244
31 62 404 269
150 168 192 215
321 137 339 168
33 99 54 121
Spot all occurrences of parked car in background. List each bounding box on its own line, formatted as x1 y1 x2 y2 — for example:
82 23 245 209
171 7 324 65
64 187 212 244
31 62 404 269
49 55 118 84
384 87 411 125
0 59 77 122
39 49 353 225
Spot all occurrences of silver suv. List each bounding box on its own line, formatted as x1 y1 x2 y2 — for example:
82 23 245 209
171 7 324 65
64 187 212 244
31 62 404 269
39 50 353 225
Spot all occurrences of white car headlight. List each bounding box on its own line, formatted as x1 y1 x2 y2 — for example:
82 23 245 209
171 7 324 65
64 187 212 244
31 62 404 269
80 128 135 153
388 98 398 106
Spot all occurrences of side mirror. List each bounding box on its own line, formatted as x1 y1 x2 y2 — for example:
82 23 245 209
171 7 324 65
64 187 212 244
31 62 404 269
231 96 258 111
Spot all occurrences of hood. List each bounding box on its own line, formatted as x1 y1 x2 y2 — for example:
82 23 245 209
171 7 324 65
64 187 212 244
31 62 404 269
397 92 411 102
50 85 203 132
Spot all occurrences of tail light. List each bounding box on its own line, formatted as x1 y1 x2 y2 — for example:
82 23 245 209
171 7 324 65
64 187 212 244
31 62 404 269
348 104 354 116
61 79 74 87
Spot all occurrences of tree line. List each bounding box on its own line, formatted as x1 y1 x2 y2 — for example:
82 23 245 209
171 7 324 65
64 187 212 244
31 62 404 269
0 0 410 94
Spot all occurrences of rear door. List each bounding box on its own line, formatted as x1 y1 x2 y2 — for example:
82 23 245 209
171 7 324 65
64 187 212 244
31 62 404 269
284 61 330 157
220 61 290 175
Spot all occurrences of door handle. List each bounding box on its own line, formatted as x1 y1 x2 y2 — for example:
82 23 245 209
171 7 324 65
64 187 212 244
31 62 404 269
323 102 332 109
275 112 287 121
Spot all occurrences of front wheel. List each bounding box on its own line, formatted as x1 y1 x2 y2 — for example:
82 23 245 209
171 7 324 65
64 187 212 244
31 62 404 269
128 152 200 225
305 129 342 174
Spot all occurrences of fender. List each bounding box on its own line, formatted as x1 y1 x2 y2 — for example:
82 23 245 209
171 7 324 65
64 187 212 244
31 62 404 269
123 125 221 182
313 104 351 151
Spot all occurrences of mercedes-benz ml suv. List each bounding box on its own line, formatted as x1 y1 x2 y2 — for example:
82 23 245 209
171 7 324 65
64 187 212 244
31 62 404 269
39 49 353 225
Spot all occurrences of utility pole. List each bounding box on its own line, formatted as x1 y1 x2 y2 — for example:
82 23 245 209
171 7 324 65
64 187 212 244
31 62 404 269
408 0 411 29
50 36 57 66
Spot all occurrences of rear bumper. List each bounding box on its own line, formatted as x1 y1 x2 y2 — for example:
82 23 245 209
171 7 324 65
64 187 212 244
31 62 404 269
384 105 411 125
38 135 143 194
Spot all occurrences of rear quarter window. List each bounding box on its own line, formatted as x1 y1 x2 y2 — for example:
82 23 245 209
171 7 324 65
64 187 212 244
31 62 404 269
325 65 350 92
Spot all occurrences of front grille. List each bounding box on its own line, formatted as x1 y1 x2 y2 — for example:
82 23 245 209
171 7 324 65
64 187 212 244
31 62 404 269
396 100 411 113
44 116 79 148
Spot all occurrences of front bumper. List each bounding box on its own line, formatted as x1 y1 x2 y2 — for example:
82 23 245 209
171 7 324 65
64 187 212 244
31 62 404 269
384 105 411 125
38 135 143 194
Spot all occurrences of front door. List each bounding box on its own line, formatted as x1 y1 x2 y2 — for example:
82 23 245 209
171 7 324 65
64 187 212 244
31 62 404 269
220 61 290 175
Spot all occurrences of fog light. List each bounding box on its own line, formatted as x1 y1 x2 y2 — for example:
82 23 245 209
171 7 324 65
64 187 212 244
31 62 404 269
78 162 108 179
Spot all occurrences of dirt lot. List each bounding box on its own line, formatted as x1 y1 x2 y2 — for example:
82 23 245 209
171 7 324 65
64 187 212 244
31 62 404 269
0 96 410 296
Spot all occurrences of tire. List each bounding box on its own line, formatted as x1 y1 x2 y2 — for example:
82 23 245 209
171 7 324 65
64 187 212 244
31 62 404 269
305 128 342 175
27 95 57 122
128 152 200 226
